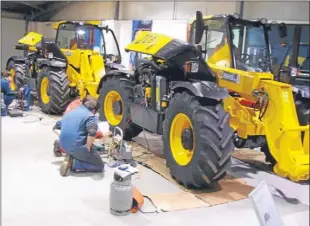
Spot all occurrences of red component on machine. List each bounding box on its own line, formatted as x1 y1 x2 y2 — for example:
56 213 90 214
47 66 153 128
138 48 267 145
239 99 256 108
96 131 103 138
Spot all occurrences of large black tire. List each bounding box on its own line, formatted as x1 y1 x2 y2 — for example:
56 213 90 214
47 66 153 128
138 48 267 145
38 69 70 114
6 61 25 90
163 92 234 188
98 76 142 140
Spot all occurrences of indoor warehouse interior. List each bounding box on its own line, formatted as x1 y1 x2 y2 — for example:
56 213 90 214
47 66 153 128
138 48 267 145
1 1 309 226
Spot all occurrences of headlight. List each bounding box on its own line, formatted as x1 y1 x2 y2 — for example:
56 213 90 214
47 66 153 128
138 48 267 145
48 53 53 59
184 61 199 73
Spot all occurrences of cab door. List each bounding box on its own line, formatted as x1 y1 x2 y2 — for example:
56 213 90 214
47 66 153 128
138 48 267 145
55 23 81 70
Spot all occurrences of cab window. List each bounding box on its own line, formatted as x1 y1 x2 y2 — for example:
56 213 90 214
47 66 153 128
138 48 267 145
204 19 229 67
56 23 77 50
190 19 227 64
76 26 103 52
286 44 310 71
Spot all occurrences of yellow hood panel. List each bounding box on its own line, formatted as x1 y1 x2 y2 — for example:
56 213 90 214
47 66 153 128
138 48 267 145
125 31 173 56
18 32 42 46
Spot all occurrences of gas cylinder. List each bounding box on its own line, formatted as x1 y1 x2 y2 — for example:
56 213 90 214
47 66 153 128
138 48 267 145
109 173 133 216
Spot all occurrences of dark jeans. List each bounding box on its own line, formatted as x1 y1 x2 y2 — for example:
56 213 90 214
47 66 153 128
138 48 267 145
4 94 15 107
69 146 104 168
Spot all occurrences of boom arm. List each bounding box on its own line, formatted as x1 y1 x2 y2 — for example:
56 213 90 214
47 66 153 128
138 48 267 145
218 65 309 181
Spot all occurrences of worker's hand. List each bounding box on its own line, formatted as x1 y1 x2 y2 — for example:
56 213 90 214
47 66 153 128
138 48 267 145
7 76 13 84
86 145 92 152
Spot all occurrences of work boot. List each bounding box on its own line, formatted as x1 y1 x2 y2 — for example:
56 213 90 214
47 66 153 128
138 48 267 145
60 154 73 177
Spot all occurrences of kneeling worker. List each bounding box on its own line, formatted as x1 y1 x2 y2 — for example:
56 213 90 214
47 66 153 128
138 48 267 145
1 70 15 107
53 95 105 176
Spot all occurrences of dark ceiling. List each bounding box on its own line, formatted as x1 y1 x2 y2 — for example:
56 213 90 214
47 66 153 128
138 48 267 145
1 1 71 21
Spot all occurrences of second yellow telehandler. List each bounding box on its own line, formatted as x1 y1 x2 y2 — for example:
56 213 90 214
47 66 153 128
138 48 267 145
6 21 123 114
187 11 309 182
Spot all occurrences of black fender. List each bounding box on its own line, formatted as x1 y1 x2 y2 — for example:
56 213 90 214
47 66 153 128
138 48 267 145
37 59 67 70
106 63 126 70
172 81 229 100
6 56 26 69
96 70 129 94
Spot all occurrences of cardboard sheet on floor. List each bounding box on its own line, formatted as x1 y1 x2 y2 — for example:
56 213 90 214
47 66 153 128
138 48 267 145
101 134 253 210
147 192 210 212
232 148 274 172
131 142 254 207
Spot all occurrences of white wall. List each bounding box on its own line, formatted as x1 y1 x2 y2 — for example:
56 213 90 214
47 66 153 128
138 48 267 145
50 2 115 21
112 20 188 68
1 18 26 69
28 22 56 39
49 1 238 21
21 1 310 69
243 2 310 22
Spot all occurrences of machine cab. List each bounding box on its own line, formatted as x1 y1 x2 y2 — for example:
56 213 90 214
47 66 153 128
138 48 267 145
54 21 122 66
188 13 275 74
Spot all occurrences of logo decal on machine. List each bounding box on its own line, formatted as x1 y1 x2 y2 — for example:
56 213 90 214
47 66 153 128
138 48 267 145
221 72 240 84
282 90 289 103
64 51 72 56
134 34 157 49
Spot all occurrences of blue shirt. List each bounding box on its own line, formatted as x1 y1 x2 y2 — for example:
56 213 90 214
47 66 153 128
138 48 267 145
1 77 12 95
56 105 98 153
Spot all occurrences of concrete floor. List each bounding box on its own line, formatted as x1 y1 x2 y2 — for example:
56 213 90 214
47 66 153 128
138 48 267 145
1 111 309 226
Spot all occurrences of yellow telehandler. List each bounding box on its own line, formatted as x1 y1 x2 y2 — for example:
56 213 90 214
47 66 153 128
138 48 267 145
186 11 309 182
6 21 122 114
97 30 235 188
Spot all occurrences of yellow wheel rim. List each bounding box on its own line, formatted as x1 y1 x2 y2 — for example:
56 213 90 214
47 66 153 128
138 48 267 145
9 68 16 91
104 90 123 126
170 113 195 166
40 77 50 104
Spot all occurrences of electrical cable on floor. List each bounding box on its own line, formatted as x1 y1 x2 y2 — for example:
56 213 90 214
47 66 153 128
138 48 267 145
22 113 44 123
22 111 59 125
231 156 301 204
139 195 168 214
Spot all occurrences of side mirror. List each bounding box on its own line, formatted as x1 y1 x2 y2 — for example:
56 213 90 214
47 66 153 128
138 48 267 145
278 23 287 38
196 45 203 54
102 25 109 33
195 11 204 44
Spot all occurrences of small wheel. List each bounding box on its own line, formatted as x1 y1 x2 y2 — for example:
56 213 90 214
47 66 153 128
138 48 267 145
98 76 142 140
295 98 309 140
163 92 234 188
6 61 25 91
295 99 310 126
261 143 276 166
38 68 70 114
233 132 246 148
